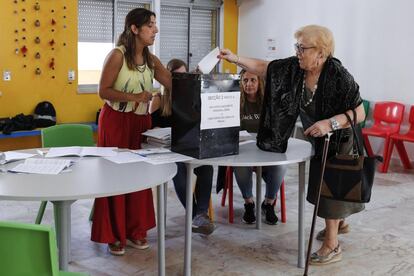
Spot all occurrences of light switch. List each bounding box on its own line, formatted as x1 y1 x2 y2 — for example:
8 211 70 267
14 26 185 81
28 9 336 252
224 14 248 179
3 70 11 81
68 70 75 81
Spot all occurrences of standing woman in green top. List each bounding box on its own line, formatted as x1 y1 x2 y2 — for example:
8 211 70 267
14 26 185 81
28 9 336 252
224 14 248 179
91 8 171 256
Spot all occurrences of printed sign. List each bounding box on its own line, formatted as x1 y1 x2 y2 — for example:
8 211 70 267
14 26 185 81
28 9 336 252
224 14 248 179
200 92 240 130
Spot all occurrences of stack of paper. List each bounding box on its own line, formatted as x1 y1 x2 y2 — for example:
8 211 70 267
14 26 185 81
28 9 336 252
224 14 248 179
45 147 117 158
10 158 73 175
142 128 171 148
0 151 37 165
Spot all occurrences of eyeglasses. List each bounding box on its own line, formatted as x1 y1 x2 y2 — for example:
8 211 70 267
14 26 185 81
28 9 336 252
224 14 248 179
294 43 316 54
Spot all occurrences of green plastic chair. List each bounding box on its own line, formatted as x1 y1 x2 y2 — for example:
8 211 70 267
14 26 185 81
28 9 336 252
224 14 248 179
361 99 370 128
35 124 95 224
0 221 88 275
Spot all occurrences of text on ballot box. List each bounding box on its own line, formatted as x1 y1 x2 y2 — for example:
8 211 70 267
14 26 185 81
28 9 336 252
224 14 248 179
171 73 240 159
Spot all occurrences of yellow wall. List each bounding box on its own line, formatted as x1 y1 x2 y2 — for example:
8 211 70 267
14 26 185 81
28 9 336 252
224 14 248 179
0 0 102 123
222 0 239 73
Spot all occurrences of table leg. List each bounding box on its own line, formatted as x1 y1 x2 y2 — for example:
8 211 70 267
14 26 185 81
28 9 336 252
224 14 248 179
298 161 306 268
51 200 75 271
256 166 262 230
157 182 166 276
184 163 194 276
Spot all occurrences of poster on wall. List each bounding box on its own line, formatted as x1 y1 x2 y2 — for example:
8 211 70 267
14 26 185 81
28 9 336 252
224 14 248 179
200 92 240 130
265 37 277 60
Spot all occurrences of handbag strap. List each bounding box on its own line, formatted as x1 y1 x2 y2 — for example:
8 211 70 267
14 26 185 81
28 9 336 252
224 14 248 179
343 111 364 156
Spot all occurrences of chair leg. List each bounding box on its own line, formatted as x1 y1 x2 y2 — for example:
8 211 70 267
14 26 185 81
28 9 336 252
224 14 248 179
208 198 214 222
35 201 48 224
363 134 374 156
228 167 234 224
280 181 286 223
89 203 95 222
381 137 392 173
395 140 413 169
382 138 394 173
221 169 228 207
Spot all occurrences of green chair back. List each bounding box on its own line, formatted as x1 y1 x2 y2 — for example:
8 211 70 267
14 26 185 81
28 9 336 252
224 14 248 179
361 99 370 128
0 221 88 276
41 124 94 148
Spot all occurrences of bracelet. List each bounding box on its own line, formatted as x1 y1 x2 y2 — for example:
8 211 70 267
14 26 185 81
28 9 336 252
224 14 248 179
235 55 240 65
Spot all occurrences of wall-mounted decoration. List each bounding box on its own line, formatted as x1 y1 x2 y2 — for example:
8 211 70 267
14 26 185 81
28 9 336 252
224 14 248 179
35 68 41 75
34 3 40 11
15 48 19 55
35 52 40 59
34 36 40 44
34 19 40 27
49 39 55 46
51 19 56 25
49 58 55 68
20 45 27 54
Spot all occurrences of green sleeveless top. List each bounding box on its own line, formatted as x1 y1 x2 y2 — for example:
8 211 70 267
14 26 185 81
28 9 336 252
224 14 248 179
107 46 154 114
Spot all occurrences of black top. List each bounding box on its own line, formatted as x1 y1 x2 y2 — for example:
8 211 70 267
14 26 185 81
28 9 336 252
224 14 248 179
151 109 172 128
240 100 261 133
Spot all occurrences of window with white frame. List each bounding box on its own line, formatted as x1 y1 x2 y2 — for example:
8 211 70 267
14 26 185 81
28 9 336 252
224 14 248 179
77 0 220 92
77 0 149 92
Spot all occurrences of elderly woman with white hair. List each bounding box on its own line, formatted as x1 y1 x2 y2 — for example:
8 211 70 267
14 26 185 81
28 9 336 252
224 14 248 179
219 25 365 265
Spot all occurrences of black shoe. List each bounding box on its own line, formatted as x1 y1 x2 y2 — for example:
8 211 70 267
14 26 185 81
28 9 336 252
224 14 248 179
242 202 256 224
261 201 278 225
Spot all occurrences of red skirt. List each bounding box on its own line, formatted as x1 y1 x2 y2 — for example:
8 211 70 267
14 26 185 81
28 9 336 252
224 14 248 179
91 104 155 246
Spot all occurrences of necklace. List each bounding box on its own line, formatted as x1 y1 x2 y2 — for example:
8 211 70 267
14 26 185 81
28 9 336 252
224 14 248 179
135 63 146 73
302 72 318 107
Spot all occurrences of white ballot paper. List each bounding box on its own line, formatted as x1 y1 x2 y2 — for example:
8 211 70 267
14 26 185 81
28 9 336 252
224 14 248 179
197 47 220 74
45 146 117 158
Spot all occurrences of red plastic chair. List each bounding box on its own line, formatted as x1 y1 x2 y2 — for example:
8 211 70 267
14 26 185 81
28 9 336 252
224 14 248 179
362 102 405 173
382 106 414 172
221 167 287 223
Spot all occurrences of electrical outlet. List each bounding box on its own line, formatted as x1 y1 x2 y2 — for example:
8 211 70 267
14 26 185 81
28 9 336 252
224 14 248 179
3 70 11 81
68 70 75 81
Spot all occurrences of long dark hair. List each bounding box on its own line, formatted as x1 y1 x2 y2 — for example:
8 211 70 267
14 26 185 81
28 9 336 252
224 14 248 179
117 8 155 70
161 59 188 116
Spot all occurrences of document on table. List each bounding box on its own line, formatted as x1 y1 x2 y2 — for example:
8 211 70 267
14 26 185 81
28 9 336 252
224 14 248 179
133 148 171 156
197 47 220 74
143 152 194 165
0 151 37 165
141 128 171 140
104 152 146 164
45 146 117 158
9 158 73 175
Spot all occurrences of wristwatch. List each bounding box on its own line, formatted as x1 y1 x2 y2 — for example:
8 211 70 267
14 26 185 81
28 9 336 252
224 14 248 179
330 117 340 131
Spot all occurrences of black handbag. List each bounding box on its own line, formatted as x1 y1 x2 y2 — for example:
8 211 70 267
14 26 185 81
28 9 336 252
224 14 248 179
307 111 383 204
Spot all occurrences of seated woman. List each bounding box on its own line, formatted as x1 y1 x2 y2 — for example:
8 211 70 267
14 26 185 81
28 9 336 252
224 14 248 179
150 59 215 235
234 70 287 225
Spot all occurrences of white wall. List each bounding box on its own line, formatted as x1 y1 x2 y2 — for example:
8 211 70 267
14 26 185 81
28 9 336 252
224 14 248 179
238 0 414 160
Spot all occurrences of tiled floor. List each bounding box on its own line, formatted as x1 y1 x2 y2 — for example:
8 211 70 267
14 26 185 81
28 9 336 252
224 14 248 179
1 162 413 275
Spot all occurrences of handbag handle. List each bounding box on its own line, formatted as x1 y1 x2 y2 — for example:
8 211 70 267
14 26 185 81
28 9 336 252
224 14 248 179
343 111 364 156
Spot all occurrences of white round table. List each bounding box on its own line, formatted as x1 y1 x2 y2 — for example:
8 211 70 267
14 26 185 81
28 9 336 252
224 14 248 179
0 152 177 275
182 138 313 275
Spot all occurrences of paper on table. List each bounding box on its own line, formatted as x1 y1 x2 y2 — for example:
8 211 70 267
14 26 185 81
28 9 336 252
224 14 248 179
10 158 72 175
133 148 171 156
197 47 220 74
143 152 193 165
104 152 146 164
0 151 37 164
45 146 117 158
141 128 171 139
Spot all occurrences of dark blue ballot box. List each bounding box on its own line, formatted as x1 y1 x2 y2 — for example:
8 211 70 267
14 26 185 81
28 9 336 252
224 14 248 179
171 73 240 159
